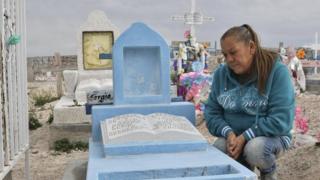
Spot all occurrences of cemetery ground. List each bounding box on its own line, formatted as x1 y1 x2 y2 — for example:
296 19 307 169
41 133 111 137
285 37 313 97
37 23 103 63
10 82 320 180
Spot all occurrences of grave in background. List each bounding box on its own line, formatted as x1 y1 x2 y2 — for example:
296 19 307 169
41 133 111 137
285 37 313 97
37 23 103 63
302 60 320 94
51 10 119 146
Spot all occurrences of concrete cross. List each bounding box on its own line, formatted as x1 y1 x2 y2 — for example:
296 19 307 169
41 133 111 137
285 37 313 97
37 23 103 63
171 0 214 39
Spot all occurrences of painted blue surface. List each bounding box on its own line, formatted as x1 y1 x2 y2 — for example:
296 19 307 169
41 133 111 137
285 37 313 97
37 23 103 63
86 139 257 180
104 140 208 156
123 47 161 96
91 102 195 142
112 22 170 105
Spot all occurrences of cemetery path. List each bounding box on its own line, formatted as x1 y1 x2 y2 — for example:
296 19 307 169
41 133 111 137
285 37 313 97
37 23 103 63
276 93 320 180
11 82 320 180
12 82 88 180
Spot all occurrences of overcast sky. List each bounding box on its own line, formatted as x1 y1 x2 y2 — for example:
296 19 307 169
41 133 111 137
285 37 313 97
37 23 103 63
26 0 320 57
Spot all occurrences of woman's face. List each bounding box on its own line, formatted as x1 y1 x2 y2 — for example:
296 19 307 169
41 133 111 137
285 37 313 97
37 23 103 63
221 36 256 75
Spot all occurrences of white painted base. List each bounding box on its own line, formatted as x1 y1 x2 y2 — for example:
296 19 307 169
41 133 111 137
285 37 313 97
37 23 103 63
53 96 91 124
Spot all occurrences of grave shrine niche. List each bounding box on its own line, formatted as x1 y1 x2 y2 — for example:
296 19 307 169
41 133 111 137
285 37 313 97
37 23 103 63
123 46 161 97
112 22 170 105
82 31 114 70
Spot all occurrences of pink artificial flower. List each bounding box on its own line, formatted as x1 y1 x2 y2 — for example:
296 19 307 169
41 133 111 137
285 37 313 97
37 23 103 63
316 132 320 142
184 30 191 39
295 106 302 115
294 106 309 134
185 84 201 101
195 104 201 111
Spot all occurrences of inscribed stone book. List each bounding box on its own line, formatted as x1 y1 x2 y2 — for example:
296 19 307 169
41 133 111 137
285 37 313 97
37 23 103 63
100 113 207 155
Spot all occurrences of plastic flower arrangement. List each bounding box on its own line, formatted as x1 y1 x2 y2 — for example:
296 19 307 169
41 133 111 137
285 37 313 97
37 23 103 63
179 71 212 112
294 106 309 134
296 48 305 59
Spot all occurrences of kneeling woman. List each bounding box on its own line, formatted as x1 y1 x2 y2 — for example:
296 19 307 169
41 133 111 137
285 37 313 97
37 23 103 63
204 24 295 180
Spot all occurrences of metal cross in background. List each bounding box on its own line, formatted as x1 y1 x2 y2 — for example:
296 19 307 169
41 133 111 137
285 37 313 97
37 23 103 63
315 32 318 60
171 0 214 39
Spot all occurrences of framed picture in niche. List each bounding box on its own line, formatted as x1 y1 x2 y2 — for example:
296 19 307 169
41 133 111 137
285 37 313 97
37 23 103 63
82 31 114 70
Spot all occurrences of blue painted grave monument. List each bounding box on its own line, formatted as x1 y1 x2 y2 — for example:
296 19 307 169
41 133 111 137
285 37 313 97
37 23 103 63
86 22 257 180
90 22 196 142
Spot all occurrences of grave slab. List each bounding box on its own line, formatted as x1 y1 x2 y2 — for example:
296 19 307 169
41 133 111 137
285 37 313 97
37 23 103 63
86 139 257 180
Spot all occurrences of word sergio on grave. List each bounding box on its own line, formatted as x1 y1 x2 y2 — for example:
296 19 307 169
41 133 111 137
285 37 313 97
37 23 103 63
87 90 113 104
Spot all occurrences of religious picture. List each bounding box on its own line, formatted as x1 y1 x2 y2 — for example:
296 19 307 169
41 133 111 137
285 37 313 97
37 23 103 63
82 31 114 70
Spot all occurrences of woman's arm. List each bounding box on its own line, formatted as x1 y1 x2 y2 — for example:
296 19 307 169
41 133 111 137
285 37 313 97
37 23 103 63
243 65 295 141
205 68 233 138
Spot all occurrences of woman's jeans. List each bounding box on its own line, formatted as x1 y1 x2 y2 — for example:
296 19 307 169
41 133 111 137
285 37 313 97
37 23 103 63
213 136 288 178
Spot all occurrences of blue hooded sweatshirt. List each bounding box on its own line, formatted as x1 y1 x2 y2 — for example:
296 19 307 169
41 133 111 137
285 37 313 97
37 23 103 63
204 58 295 148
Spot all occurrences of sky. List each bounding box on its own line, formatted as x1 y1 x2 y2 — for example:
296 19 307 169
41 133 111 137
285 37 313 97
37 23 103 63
26 0 320 57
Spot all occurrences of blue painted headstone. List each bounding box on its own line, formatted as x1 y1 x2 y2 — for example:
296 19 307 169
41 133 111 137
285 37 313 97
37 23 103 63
112 22 170 105
90 22 196 142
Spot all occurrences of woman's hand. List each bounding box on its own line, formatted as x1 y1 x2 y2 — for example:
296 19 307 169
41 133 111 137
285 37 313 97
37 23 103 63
230 135 246 159
228 134 246 160
226 132 237 156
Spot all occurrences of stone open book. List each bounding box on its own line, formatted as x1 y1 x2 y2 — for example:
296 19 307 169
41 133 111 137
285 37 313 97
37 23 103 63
100 113 207 156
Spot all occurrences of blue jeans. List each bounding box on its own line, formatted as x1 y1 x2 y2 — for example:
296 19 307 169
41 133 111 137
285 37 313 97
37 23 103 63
213 136 288 175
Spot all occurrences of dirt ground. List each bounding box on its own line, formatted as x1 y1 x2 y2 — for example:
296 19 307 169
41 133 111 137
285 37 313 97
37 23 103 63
11 82 320 180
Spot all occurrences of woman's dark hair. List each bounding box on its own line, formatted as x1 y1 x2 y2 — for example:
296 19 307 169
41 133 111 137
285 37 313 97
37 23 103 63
221 24 278 94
